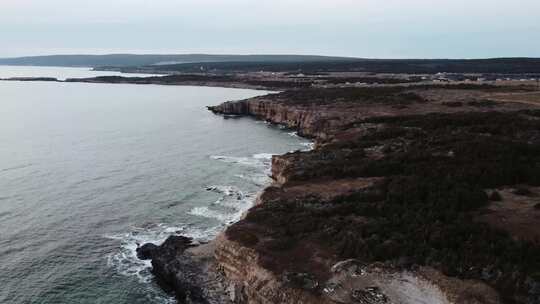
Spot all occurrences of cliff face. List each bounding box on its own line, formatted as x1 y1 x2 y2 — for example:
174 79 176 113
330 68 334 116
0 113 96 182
206 87 540 304
209 98 330 139
214 233 333 304
208 88 533 144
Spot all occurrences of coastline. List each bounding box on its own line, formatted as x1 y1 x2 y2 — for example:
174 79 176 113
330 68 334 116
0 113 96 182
141 85 540 304
4 71 540 303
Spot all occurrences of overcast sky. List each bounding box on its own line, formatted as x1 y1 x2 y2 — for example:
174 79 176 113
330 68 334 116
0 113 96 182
1 0 539 58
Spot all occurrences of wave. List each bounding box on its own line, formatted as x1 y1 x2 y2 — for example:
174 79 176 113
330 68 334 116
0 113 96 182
0 163 34 173
210 153 275 176
189 207 233 223
210 154 272 168
301 142 315 151
253 153 273 160
288 131 299 138
105 223 220 284
234 173 268 186
189 184 254 224
210 155 258 166
205 185 244 198
107 152 276 302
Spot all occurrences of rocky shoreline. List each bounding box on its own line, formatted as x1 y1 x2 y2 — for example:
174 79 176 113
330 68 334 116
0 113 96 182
143 85 540 304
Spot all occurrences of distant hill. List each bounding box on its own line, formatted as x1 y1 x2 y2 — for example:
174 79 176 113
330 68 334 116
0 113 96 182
0 54 357 68
148 58 540 74
2 55 539 74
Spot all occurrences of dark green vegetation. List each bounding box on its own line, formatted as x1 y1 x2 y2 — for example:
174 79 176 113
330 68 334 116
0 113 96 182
266 87 426 105
141 58 540 74
320 76 424 85
229 110 540 303
263 84 530 106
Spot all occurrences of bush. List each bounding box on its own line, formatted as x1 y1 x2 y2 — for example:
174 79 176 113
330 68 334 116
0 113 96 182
489 190 503 201
513 187 533 196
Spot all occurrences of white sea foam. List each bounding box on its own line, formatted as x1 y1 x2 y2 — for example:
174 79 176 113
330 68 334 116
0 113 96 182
105 223 219 286
190 184 255 224
288 131 299 137
210 153 276 176
210 155 260 167
234 173 269 186
301 142 315 151
189 207 233 223
205 185 241 197
253 153 274 160
107 152 281 302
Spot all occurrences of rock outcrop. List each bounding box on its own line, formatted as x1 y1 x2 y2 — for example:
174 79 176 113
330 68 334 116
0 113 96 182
140 236 233 304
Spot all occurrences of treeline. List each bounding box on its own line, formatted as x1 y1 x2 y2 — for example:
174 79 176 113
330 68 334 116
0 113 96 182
148 58 540 74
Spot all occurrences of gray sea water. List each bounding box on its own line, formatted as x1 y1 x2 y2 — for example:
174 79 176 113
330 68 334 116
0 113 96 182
0 67 309 304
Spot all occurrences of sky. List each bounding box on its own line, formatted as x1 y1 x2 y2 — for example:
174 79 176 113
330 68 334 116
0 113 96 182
1 0 539 58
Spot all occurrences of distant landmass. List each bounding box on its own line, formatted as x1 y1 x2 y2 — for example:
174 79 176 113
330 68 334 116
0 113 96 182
1 54 540 74
0 54 357 68
135 58 540 74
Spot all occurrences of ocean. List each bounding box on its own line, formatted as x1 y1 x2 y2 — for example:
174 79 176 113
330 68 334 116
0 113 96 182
0 66 309 303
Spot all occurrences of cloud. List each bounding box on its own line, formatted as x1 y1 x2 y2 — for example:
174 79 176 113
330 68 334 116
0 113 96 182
0 0 539 57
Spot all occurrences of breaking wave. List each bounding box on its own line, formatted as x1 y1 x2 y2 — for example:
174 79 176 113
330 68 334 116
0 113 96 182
105 223 219 288
107 152 275 302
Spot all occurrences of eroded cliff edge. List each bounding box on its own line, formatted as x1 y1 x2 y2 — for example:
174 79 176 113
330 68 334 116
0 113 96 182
151 86 540 304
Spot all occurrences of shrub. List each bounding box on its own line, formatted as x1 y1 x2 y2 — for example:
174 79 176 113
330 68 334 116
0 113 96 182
489 190 503 201
513 187 533 196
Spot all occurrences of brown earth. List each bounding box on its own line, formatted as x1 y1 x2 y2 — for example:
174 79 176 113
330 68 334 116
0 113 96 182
478 187 540 242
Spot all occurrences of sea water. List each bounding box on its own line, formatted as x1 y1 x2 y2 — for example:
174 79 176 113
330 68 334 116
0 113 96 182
0 67 309 303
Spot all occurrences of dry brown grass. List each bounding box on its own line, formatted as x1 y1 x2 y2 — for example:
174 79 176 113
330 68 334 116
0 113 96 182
478 187 540 242
487 92 540 106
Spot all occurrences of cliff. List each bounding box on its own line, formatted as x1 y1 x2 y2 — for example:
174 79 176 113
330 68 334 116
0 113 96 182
147 86 540 304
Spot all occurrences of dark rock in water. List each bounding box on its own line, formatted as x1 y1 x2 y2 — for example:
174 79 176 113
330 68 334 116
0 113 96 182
157 235 195 257
137 243 159 260
351 286 389 304
138 235 210 304
283 272 320 292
